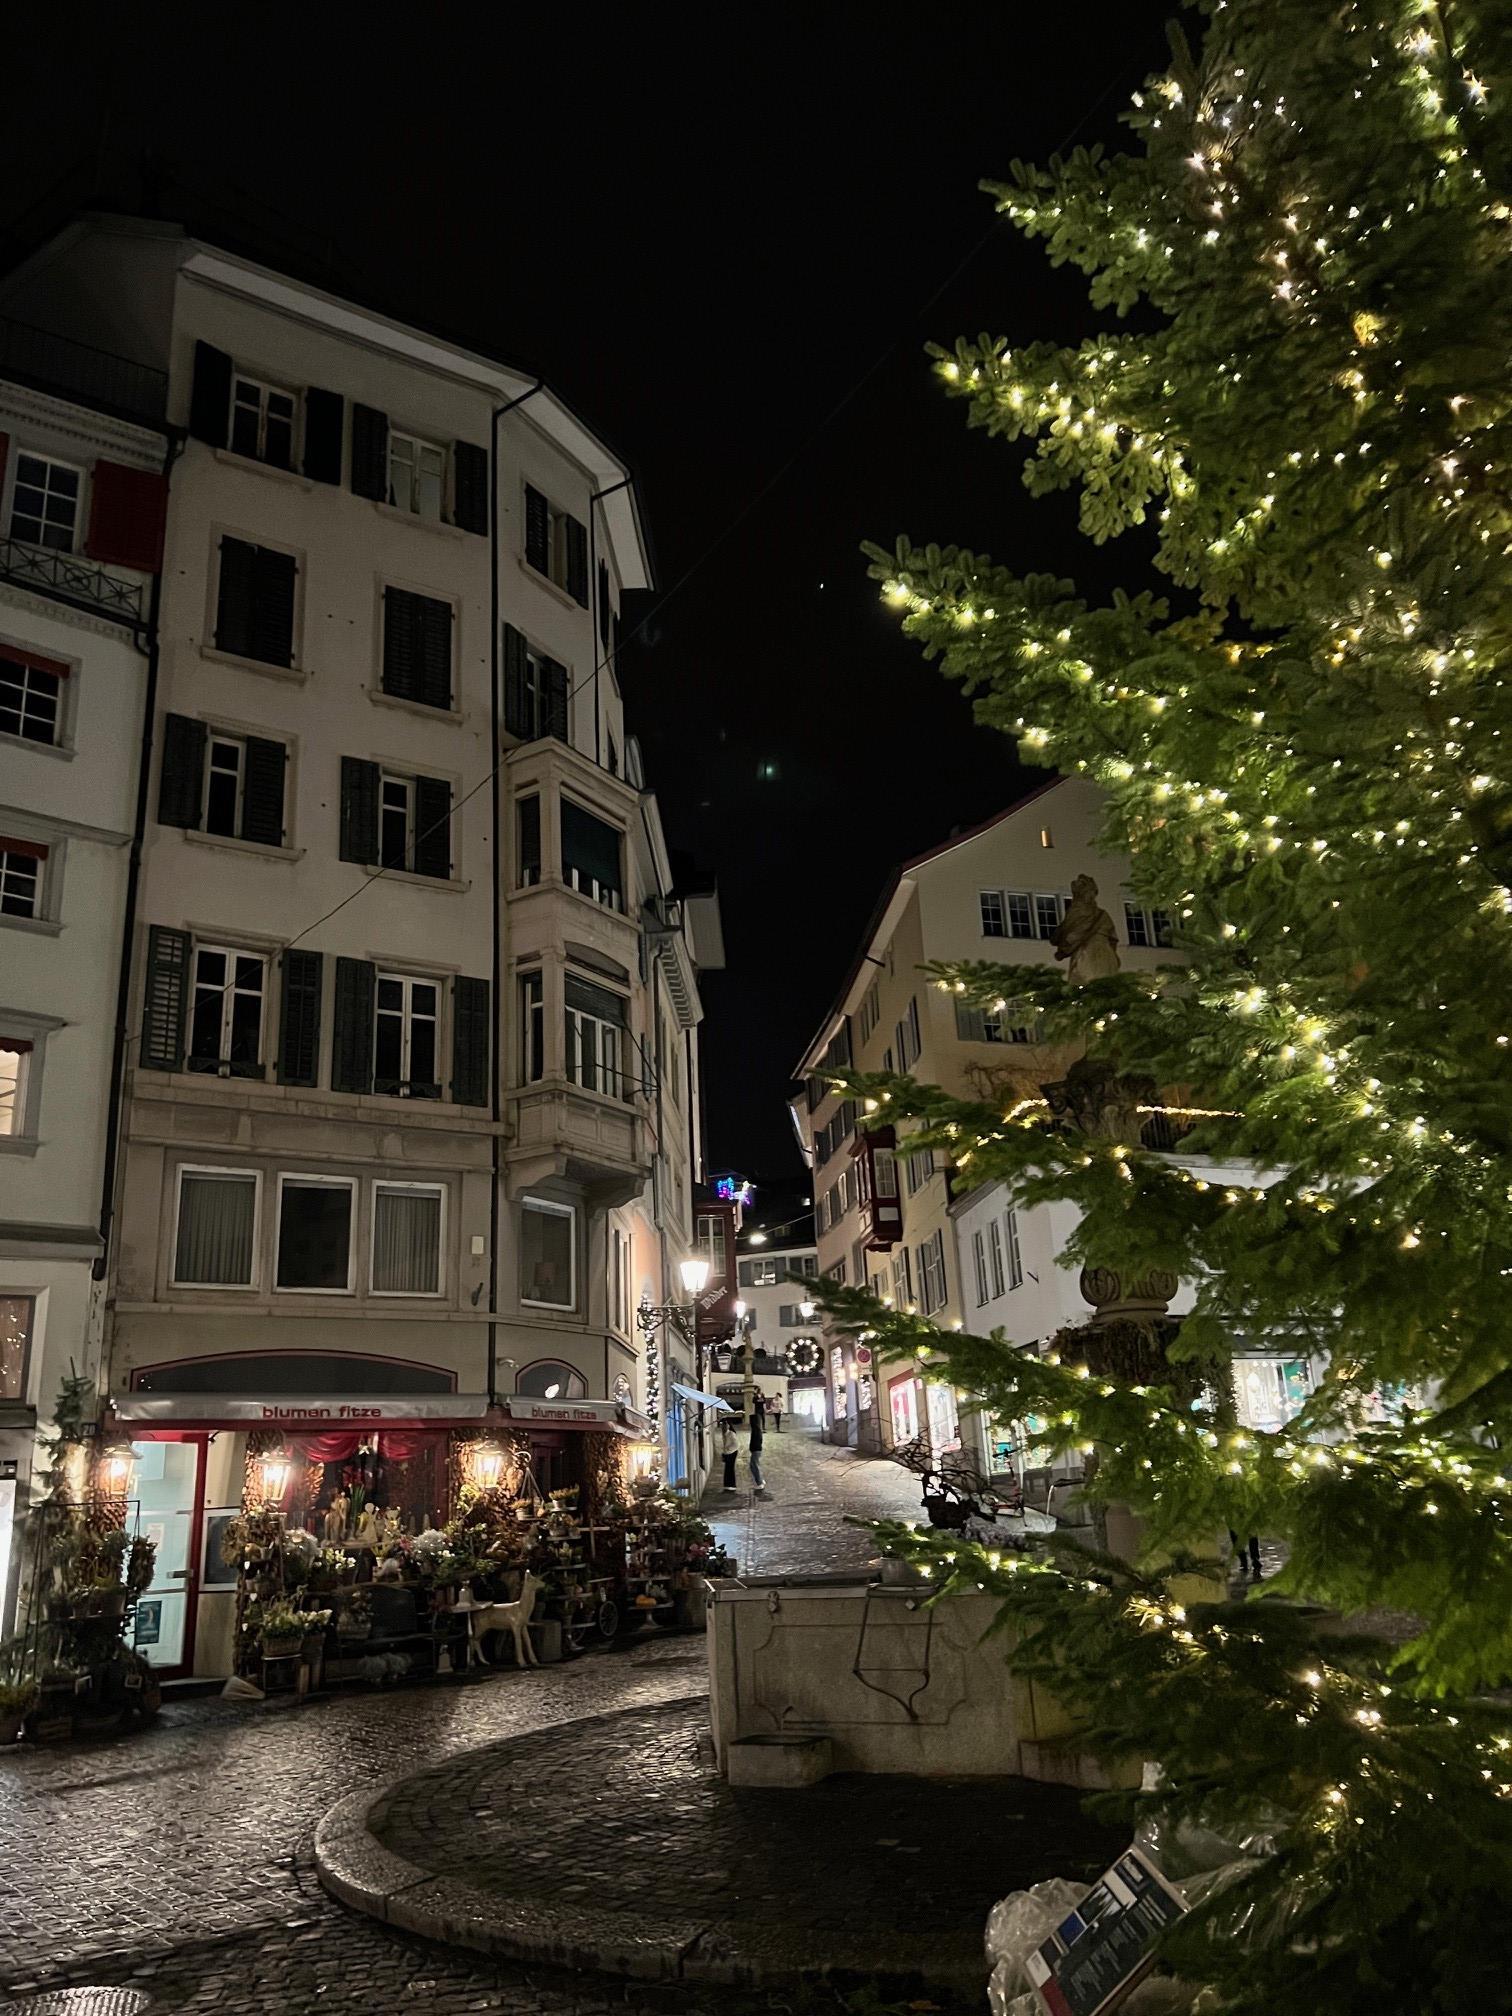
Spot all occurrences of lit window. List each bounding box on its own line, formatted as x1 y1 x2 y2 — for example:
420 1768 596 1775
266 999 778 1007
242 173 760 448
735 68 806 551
1 1294 37 1401
387 431 446 520
0 648 65 744
374 973 440 1097
371 1182 443 1295
521 1198 575 1310
0 839 46 919
173 1168 258 1287
189 945 266 1075
230 375 296 468
0 1042 29 1137
8 453 81 551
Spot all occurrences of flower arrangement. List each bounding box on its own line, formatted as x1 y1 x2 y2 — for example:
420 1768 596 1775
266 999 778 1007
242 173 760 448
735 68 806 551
125 1536 156 1598
255 1600 330 1651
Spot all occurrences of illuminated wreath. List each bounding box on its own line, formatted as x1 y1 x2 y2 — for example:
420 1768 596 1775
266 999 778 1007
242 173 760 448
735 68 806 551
786 1337 823 1377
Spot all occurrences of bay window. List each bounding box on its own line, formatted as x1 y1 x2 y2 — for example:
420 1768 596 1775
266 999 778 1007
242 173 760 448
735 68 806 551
564 973 628 1099
521 1197 575 1310
520 970 545 1082
561 798 622 910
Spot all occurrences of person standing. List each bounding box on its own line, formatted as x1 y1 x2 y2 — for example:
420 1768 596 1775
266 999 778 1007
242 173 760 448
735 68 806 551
748 1395 770 1499
720 1419 739 1493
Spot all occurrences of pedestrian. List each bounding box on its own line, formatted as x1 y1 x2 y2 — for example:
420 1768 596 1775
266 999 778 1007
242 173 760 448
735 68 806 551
1228 1529 1263 1580
720 1418 739 1493
748 1395 770 1499
770 1388 785 1433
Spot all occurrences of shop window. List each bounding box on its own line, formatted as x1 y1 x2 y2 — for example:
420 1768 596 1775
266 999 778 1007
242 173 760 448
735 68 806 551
188 943 266 1077
889 1374 921 1446
0 645 66 745
521 1197 575 1310
8 451 81 551
1 1293 35 1402
561 798 622 910
371 1182 443 1296
926 1382 961 1454
517 1359 588 1400
173 1167 259 1287
276 1175 355 1293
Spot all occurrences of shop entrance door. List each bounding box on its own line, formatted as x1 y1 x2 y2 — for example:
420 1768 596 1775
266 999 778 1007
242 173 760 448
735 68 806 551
129 1438 205 1677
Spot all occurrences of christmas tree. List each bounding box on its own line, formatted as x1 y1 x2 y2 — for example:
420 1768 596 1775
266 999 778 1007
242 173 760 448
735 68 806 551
816 4 1512 2007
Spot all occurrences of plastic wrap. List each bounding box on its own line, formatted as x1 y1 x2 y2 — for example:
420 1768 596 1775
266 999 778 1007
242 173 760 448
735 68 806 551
985 1879 1086 2016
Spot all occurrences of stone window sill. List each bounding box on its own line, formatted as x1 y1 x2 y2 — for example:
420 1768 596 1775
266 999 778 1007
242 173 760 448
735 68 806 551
517 553 586 615
199 645 306 686
0 912 62 937
372 501 470 542
367 688 465 727
0 729 73 762
212 447 315 492
182 828 304 864
360 861 468 894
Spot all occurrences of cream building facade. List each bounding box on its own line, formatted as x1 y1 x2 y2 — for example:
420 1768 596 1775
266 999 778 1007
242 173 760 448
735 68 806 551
0 217 720 1676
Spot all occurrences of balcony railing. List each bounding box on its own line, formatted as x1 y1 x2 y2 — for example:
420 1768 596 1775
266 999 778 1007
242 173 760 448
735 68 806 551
0 536 145 627
1 318 168 425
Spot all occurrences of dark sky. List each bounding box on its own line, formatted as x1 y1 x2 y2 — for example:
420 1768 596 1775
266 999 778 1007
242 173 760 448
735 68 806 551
4 4 1176 1173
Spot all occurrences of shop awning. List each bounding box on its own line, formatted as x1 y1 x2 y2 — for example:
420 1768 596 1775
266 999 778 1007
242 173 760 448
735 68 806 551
112 1392 493 1428
671 1382 736 1414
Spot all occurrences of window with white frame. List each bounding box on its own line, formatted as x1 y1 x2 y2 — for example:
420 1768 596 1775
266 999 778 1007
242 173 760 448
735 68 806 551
891 1247 912 1307
738 1257 780 1288
386 430 446 520
204 736 245 837
173 1167 259 1287
374 972 440 1096
0 646 66 745
1004 1206 1024 1290
0 838 47 920
0 1041 29 1137
983 888 1066 941
1151 907 1173 948
926 1380 961 1453
906 1144 935 1195
188 944 265 1075
1124 902 1151 948
980 890 1007 937
972 1228 990 1307
889 1374 920 1446
987 1216 1007 1299
8 452 81 551
380 773 415 871
858 980 881 1043
230 373 296 468
918 1229 947 1315
564 972 628 1099
610 1225 631 1333
276 1175 354 1292
520 969 545 1082
521 1197 575 1309
1 1294 36 1402
371 1182 443 1295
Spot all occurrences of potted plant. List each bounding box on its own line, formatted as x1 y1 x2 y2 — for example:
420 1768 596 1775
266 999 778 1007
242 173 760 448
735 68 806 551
258 1602 329 1658
0 1675 39 1744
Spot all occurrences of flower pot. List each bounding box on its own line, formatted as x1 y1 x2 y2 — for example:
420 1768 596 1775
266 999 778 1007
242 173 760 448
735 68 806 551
262 1634 303 1658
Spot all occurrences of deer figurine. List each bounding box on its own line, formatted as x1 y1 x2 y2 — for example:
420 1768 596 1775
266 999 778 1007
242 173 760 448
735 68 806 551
471 1570 542 1669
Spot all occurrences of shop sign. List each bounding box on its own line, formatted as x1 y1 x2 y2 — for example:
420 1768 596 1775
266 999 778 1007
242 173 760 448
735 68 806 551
113 1393 494 1425
854 1344 874 1369
134 1600 162 1647
506 1398 650 1435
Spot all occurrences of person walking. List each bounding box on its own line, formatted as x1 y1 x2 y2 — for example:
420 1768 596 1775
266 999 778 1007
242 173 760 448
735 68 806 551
770 1388 785 1433
748 1395 770 1499
720 1418 739 1493
1228 1529 1263 1580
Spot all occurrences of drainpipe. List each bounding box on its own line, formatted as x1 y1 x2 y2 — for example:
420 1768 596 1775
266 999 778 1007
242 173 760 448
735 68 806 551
587 475 631 772
489 377 546 1405
95 430 181 1289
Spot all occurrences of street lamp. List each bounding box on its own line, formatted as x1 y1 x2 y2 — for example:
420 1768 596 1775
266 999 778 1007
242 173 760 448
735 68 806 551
679 1256 711 1298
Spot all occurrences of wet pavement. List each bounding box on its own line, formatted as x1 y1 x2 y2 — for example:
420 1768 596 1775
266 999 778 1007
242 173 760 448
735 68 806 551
701 1427 923 1577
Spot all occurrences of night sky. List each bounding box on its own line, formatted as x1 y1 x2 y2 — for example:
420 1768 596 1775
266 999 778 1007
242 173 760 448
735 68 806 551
4 4 1177 1173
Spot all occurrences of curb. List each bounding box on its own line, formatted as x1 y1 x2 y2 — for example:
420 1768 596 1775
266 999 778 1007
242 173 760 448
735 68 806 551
314 1719 986 1994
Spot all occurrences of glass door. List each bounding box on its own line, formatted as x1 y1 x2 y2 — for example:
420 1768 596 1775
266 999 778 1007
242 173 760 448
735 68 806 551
129 1438 204 1674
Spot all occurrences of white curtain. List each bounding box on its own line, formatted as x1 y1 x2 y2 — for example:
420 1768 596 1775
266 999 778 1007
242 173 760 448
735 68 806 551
373 1188 440 1294
176 1174 255 1284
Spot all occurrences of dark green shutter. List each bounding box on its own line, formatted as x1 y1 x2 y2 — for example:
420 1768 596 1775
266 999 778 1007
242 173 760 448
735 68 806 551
413 775 451 879
524 484 550 573
157 713 206 829
188 341 232 447
382 587 418 700
303 388 344 484
597 561 610 647
278 949 323 1086
452 441 488 534
331 957 376 1093
141 924 190 1070
611 612 622 673
214 536 257 657
565 515 588 606
544 658 569 742
451 976 489 1107
417 596 452 709
503 623 529 735
339 756 379 864
250 547 296 668
241 736 286 847
351 403 388 500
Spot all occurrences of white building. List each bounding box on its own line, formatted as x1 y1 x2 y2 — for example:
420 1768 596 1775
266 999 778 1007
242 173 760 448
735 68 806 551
728 1190 821 1426
0 216 720 1676
0 331 170 1631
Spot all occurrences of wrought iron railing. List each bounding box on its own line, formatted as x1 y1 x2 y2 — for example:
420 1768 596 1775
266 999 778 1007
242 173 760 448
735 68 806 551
0 537 144 626
0 318 167 424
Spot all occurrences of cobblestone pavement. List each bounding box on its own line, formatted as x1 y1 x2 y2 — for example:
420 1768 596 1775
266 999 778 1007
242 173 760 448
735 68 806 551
701 1429 924 1577
372 1696 1122 1989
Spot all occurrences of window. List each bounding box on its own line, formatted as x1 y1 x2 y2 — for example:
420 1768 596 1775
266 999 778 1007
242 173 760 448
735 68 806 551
980 890 1007 938
8 452 81 551
1007 892 1035 938
906 1145 935 1196
561 799 622 910
214 536 297 668
520 970 545 1082
338 760 449 878
1034 893 1062 940
1124 903 1151 948
972 1229 989 1307
521 1198 575 1309
739 1258 779 1287
836 1168 852 1216
503 627 570 742
1 1295 36 1402
696 1211 729 1286
610 1226 631 1334
0 1042 27 1136
565 972 628 1099
518 796 541 887
918 1230 947 1315
778 1303 807 1327
276 1175 355 1292
230 374 296 468
956 1000 1040 1045
926 1382 961 1454
523 483 588 604
889 1374 921 1446
0 838 46 919
517 1358 587 1399
379 773 416 870
1004 1207 1024 1291
159 716 287 847
1151 908 1174 948
188 944 266 1076
386 430 445 520
987 1218 1007 1300
205 737 244 837
891 1248 912 1307
0 645 65 745
371 1182 443 1296
798 1253 818 1276
173 1168 259 1287
825 1260 847 1285
858 981 881 1043
374 972 440 1096
382 587 453 710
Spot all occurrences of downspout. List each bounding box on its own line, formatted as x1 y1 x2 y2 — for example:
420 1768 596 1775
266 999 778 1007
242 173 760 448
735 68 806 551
587 475 631 772
95 429 182 1285
489 377 546 1405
